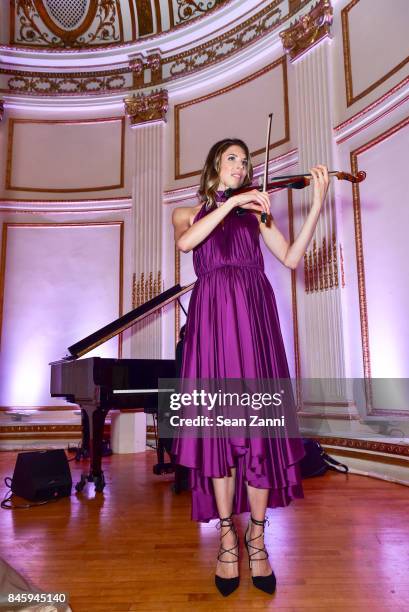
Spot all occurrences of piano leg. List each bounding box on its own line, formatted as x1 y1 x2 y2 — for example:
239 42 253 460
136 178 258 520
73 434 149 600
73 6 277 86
75 409 90 461
75 403 109 493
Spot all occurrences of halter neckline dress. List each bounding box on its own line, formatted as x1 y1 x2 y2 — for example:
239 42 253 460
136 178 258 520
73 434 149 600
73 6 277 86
172 191 305 522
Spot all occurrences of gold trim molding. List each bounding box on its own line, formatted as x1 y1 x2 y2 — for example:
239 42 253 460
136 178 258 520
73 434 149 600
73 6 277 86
280 0 333 61
1 2 314 97
174 56 290 180
132 271 163 309
129 53 163 88
124 89 168 126
10 0 124 48
5 117 125 193
0 424 81 434
350 116 409 400
287 190 302 388
318 436 409 458
1 66 132 96
303 234 339 293
341 0 409 107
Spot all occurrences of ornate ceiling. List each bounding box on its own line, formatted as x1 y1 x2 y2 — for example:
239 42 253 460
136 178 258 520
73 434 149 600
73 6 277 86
0 0 319 100
9 0 231 48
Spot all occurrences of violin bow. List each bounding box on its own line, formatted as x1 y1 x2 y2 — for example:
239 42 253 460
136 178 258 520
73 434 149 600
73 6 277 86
261 113 273 224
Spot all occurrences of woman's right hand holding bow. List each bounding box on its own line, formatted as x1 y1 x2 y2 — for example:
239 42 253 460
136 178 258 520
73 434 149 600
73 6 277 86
227 189 271 220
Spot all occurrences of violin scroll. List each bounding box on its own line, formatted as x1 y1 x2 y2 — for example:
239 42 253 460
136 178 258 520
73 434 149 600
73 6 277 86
335 170 366 183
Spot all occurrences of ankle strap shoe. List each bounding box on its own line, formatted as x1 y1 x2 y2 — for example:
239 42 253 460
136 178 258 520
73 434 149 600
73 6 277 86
214 514 240 597
244 515 276 594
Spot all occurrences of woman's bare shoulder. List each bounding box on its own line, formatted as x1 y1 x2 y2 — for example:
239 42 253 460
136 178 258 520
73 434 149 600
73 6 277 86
172 203 202 227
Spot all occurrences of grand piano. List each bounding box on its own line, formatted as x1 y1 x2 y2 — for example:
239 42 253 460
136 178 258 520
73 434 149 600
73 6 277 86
50 282 194 492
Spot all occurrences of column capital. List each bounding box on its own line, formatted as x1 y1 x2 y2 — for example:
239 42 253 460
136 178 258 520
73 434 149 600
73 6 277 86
280 0 333 62
124 89 168 127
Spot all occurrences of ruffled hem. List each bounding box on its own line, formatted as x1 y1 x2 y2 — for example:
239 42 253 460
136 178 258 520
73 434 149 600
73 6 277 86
172 437 305 522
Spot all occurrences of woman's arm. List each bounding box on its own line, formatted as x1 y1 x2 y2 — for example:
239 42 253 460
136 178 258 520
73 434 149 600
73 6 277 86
260 165 329 269
173 190 269 253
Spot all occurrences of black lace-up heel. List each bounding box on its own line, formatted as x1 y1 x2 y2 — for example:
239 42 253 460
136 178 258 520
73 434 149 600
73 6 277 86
244 516 276 594
214 514 240 597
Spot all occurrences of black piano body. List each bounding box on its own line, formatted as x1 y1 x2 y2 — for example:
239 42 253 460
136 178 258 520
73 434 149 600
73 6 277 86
50 283 194 492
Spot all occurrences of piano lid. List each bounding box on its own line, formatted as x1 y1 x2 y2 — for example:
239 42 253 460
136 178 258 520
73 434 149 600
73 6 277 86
67 282 195 359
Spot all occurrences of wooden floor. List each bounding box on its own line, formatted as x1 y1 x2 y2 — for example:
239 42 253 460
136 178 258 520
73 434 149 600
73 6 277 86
0 450 408 611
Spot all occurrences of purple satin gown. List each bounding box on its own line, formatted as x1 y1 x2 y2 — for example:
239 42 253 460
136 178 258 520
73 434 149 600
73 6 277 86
172 192 305 522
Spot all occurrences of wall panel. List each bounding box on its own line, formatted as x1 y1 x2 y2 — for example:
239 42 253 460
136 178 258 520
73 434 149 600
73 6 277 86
5 118 125 193
0 221 123 406
174 57 289 180
341 0 409 107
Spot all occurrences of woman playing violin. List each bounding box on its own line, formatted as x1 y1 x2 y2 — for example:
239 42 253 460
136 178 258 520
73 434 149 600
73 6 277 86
171 138 329 597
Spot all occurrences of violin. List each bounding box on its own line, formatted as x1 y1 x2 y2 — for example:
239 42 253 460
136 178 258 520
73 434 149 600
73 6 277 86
224 114 366 224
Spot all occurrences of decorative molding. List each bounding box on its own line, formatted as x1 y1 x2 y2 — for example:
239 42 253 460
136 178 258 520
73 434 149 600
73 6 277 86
146 52 162 86
129 55 145 88
303 400 355 408
0 424 82 440
318 436 409 458
0 100 4 122
0 66 132 96
0 1 315 97
341 0 409 107
288 189 302 399
128 52 162 88
0 221 124 356
132 271 163 309
5 117 125 193
174 56 289 179
339 243 345 288
124 89 168 126
165 1 282 80
320 446 409 469
334 75 409 134
350 116 409 397
0 196 132 214
334 90 409 146
10 0 124 48
303 234 339 293
289 0 303 11
7 0 236 48
176 0 226 24
299 411 360 420
280 0 333 61
0 424 80 434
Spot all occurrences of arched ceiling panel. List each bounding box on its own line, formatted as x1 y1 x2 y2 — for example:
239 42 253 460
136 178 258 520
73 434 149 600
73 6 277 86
9 0 231 48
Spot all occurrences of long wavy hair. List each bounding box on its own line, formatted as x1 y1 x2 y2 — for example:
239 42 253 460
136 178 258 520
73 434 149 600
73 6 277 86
197 138 253 211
